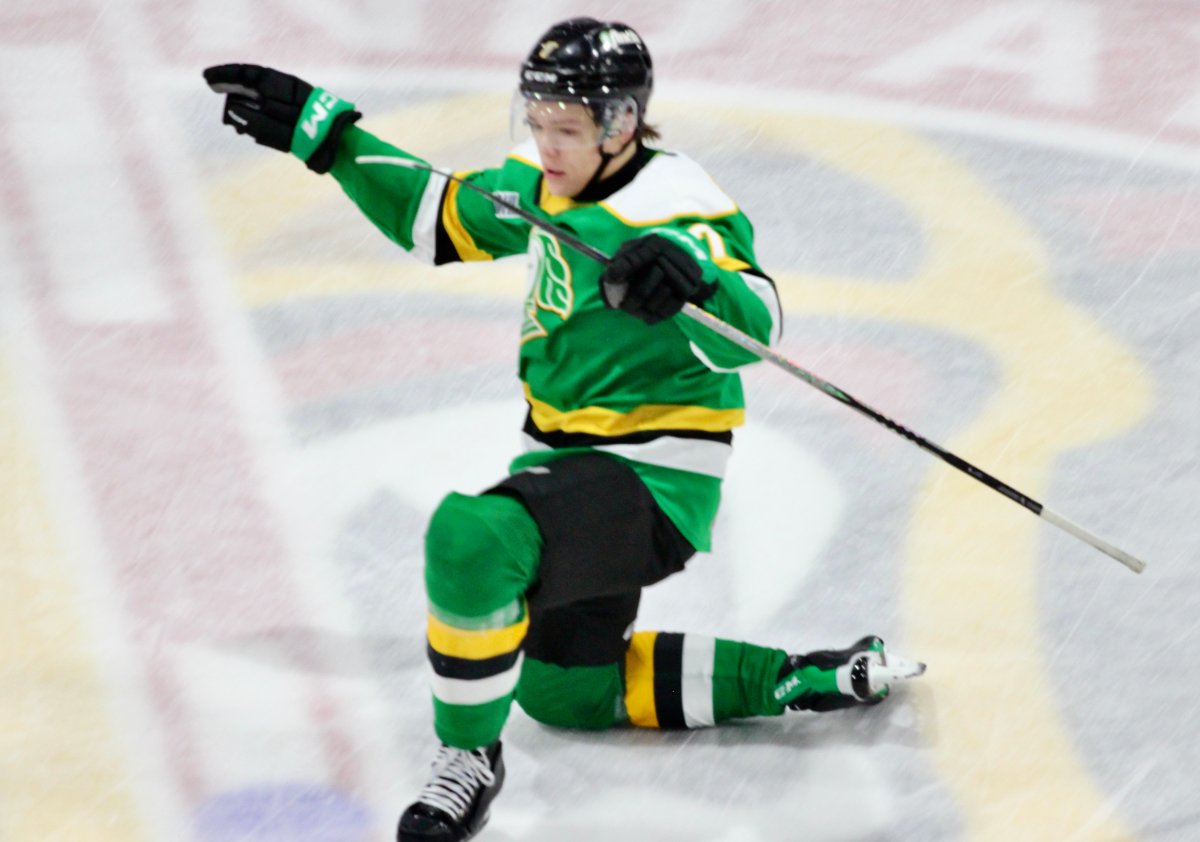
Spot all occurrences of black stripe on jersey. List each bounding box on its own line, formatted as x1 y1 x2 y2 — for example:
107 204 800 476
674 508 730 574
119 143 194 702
740 266 778 293
523 411 734 449
738 267 784 340
427 644 521 681
652 632 687 730
432 180 461 266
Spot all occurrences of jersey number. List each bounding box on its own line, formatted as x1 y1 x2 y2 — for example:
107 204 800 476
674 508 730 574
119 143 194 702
686 222 729 261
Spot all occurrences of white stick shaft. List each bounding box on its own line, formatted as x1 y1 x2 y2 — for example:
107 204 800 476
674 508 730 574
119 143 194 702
1040 507 1146 574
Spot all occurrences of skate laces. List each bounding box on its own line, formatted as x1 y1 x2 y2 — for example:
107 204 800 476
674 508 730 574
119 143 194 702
416 745 496 821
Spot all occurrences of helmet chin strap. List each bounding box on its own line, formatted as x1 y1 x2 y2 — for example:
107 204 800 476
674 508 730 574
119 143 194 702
577 132 637 198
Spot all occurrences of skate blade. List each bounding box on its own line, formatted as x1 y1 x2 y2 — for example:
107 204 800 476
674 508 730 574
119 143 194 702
870 655 926 694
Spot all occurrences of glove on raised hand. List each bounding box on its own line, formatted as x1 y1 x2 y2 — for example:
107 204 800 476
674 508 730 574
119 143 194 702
600 233 717 325
203 64 361 173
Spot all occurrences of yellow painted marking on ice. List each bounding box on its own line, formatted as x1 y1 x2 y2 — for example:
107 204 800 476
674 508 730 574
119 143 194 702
0 354 148 842
733 110 1150 841
209 94 1153 839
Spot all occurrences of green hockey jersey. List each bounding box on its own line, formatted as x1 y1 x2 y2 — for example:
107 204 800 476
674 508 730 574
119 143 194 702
329 127 782 551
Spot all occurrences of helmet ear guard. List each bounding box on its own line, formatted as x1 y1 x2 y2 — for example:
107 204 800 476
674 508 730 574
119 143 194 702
596 96 639 141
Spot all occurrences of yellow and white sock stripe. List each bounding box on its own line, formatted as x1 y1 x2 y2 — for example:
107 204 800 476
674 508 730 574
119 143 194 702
625 632 717 729
426 601 529 706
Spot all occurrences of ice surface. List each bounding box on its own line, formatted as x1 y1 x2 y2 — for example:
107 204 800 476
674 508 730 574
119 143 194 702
1 2 1198 841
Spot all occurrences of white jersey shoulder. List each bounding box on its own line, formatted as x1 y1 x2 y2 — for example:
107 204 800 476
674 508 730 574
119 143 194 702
507 139 543 170
502 142 738 223
604 150 738 225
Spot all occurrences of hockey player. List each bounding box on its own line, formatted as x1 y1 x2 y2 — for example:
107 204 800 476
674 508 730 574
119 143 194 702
205 17 923 842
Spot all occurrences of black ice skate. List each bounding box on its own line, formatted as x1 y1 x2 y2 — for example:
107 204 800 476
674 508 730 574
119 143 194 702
397 741 504 842
774 636 925 712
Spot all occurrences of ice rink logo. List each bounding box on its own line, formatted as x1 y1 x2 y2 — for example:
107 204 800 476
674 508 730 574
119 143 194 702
6 2 1190 839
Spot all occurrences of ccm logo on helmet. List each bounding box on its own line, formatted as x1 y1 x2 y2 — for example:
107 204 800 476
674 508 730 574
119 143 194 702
524 70 559 83
598 29 642 50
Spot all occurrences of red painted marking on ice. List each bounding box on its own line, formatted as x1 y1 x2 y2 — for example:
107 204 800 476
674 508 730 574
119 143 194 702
0 66 219 805
148 0 1200 150
0 19 369 808
83 28 367 800
1055 188 1200 260
0 1 97 42
272 317 515 404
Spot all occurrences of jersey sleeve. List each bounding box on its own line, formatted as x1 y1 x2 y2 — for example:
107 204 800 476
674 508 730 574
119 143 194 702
659 214 783 370
328 125 532 264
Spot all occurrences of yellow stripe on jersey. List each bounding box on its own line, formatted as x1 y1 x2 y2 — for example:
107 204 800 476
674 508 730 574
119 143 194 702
507 151 541 171
427 612 529 660
624 632 659 728
714 256 752 273
524 384 744 437
442 173 494 262
537 179 580 216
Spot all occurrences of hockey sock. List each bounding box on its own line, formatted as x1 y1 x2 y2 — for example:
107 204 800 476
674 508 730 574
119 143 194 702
624 632 788 728
424 492 542 748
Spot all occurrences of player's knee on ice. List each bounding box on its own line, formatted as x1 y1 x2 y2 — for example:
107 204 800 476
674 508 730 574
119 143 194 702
424 491 542 617
516 657 625 730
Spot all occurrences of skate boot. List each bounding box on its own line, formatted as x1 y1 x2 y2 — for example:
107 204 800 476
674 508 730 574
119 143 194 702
774 636 925 712
397 741 504 842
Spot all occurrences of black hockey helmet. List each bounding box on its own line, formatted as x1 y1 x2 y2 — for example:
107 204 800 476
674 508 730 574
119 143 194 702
518 17 653 130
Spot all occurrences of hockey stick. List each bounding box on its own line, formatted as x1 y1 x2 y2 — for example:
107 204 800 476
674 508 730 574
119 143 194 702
355 154 1148 575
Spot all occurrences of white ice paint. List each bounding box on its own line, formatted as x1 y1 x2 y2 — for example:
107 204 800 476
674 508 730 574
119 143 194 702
0 47 172 323
187 0 256 53
1171 24 1200 130
284 0 427 54
866 1 1100 108
173 644 330 789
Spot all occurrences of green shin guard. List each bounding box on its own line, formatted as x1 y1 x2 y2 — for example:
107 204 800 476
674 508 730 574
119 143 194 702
424 491 541 617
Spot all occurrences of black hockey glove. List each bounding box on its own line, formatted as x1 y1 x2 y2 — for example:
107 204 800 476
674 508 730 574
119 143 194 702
203 64 361 174
600 234 717 325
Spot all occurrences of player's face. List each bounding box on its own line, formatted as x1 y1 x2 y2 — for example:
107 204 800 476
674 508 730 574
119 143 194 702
525 101 621 197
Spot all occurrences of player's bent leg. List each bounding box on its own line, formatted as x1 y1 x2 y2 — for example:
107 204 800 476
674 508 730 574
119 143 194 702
400 492 542 842
423 491 542 749
515 591 640 730
622 632 927 727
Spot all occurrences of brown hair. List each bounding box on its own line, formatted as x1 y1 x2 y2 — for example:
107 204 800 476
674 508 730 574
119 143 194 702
638 122 661 144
